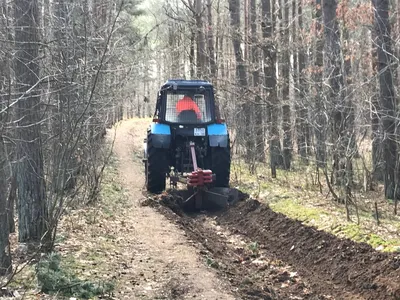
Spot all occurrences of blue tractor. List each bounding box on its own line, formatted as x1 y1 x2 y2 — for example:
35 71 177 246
143 79 235 208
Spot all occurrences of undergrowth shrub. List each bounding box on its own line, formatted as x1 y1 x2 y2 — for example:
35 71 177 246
37 253 114 299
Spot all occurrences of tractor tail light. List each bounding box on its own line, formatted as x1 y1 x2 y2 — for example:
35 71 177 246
216 119 225 124
153 118 160 123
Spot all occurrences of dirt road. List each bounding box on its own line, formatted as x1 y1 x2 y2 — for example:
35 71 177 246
112 119 234 299
112 119 400 300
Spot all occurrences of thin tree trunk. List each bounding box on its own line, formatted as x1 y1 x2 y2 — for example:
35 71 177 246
1 0 15 235
251 0 265 162
7 174 16 233
0 137 12 275
169 24 180 78
373 0 398 201
15 0 48 243
228 0 247 89
340 0 355 193
217 0 224 81
314 0 326 167
296 0 310 163
281 0 292 170
0 0 12 269
244 0 249 63
190 28 196 78
323 0 346 187
195 0 206 77
228 0 252 160
207 0 216 79
371 28 384 181
262 0 281 176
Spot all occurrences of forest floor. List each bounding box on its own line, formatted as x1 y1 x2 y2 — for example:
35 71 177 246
3 118 400 299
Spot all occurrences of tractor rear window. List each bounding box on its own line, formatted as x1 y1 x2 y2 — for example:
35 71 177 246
164 92 212 123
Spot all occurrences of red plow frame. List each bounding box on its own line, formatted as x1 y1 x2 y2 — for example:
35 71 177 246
169 142 238 210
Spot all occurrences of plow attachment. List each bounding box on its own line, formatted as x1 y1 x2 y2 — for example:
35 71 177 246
170 178 240 210
169 142 238 210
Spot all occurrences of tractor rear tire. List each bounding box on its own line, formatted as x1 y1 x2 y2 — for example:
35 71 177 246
146 134 167 193
211 141 231 188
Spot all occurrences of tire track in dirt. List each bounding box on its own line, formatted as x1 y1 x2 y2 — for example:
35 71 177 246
146 190 400 300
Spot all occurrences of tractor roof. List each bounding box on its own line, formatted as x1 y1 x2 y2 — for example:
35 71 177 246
161 79 213 89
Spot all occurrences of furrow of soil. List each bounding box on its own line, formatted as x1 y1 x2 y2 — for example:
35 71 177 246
147 192 400 300
219 199 400 299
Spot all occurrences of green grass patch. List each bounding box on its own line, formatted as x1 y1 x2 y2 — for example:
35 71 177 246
269 198 326 224
331 224 399 251
100 155 128 209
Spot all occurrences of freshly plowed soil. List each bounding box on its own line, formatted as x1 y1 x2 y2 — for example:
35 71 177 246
147 193 400 300
220 200 400 299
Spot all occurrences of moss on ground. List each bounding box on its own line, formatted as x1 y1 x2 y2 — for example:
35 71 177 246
270 198 326 224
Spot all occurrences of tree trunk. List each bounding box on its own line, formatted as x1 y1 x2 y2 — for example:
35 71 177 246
314 0 326 167
1 0 15 235
281 0 292 170
228 0 252 160
195 0 206 78
251 0 265 162
51 0 76 195
323 0 346 187
228 0 247 89
7 174 16 233
190 28 196 78
340 0 355 191
15 0 48 243
0 137 12 275
244 0 249 63
371 28 384 181
295 0 310 163
292 0 299 156
168 24 180 78
207 0 216 80
262 0 282 176
0 0 12 271
373 0 398 200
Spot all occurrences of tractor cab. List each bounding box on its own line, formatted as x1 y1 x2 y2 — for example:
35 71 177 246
153 79 219 125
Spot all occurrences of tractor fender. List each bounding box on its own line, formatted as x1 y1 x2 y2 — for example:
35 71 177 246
207 123 228 147
150 123 171 148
